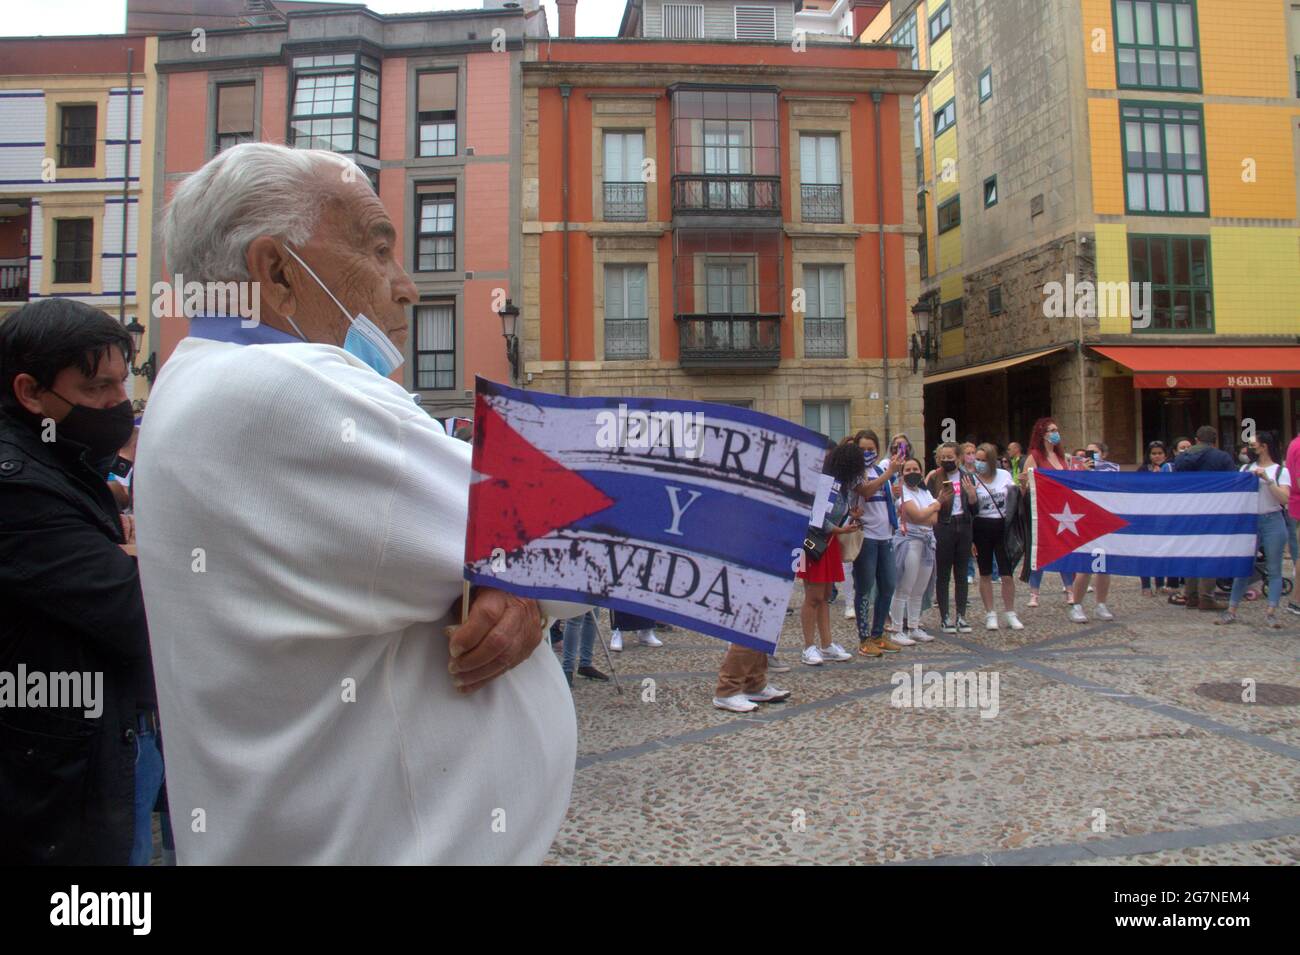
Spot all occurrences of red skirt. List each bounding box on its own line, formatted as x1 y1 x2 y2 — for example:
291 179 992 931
798 532 845 582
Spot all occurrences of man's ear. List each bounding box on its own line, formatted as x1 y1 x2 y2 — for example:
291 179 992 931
246 236 297 319
12 372 47 416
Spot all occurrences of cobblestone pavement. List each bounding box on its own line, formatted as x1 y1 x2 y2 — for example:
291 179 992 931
545 575 1300 865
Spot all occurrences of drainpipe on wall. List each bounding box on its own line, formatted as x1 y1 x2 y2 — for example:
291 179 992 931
119 48 133 331
561 84 572 396
872 91 890 441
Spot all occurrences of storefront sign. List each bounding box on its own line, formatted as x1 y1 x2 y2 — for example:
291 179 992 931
1134 372 1300 389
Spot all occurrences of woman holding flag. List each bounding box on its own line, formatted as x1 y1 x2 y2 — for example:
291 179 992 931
1217 430 1290 629
1020 417 1078 608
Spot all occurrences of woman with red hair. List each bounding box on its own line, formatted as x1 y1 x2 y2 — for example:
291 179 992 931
1020 416 1078 607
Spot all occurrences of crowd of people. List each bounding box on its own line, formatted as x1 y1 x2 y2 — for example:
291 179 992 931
760 415 1299 695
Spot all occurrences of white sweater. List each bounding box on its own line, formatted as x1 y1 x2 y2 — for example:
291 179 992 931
134 337 577 864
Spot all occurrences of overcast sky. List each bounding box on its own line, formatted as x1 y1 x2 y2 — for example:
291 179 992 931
0 0 625 37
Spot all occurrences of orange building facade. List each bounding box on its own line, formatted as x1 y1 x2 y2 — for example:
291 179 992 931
151 4 547 418
520 37 931 442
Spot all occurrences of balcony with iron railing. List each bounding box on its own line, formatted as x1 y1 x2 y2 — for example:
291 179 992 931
0 258 29 302
603 181 648 222
799 183 843 223
671 175 781 217
676 314 782 368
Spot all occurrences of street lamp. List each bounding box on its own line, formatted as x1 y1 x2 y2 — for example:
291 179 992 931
123 317 157 385
910 299 934 374
497 298 520 382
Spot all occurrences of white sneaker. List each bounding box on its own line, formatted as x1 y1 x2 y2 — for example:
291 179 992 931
845 605 856 619
712 694 758 713
822 642 853 661
891 630 916 646
1069 603 1088 623
639 630 663 648
746 683 791 703
610 630 623 652
1003 611 1024 630
985 611 999 631
909 627 935 642
1094 603 1114 621
801 645 824 666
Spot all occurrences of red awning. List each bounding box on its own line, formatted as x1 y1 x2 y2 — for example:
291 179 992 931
1093 346 1300 389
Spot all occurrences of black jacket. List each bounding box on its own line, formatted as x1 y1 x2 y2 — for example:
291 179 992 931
0 407 154 864
1172 443 1236 473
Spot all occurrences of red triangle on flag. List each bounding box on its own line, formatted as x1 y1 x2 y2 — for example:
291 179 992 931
464 393 615 564
1034 471 1130 567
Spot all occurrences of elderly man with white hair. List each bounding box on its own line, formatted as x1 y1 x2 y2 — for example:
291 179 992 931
133 143 578 864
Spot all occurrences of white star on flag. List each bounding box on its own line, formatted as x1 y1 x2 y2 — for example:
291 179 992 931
1051 502 1083 536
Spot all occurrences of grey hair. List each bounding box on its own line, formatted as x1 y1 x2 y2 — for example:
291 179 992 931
162 142 362 284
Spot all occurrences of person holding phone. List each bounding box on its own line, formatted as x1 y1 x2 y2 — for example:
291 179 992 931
799 442 865 665
926 441 978 633
891 457 949 642
850 430 904 656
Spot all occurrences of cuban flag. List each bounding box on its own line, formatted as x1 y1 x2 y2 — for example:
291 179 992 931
464 378 827 653
1031 470 1259 578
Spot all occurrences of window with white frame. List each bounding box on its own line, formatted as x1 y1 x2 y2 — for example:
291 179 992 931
417 71 457 157
416 184 455 272
415 302 455 389
603 131 647 221
799 134 842 223
803 400 849 442
289 53 379 157
803 265 846 358
706 259 753 348
604 265 650 359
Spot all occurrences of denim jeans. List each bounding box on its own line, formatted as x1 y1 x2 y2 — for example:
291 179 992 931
131 725 164 866
1231 510 1288 608
1028 568 1075 591
562 610 597 671
853 537 897 639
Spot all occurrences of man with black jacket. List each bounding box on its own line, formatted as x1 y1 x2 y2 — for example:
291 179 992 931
1172 425 1236 612
0 299 159 864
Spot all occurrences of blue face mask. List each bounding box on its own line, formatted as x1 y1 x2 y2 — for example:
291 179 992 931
863 450 878 468
975 460 988 474
282 245 405 377
1047 432 1061 445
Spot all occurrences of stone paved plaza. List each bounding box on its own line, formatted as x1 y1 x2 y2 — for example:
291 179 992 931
545 577 1300 865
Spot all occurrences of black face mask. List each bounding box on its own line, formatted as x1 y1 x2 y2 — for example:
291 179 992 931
1246 449 1259 463
50 392 135 463
941 459 957 473
903 473 923 489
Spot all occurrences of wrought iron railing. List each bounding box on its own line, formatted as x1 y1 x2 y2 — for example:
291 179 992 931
603 182 647 221
800 183 843 223
671 175 780 215
676 313 781 367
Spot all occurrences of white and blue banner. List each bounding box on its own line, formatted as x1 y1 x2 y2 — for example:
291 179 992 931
463 379 828 653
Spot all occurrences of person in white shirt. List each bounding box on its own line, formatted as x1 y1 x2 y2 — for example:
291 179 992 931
970 443 1023 631
133 143 581 864
1069 440 1120 622
1217 430 1290 629
891 458 950 643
